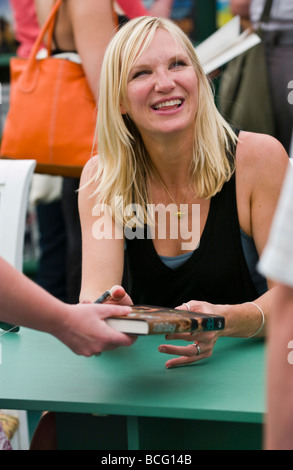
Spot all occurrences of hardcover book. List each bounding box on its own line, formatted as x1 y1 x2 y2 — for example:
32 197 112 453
106 305 225 335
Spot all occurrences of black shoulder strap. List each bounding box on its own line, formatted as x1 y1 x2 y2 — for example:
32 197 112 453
261 0 273 23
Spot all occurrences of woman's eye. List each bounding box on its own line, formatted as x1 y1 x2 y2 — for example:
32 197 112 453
132 70 151 80
171 60 187 69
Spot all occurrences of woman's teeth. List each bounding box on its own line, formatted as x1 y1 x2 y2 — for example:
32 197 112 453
153 99 183 110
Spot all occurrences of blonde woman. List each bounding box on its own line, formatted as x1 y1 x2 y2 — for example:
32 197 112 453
79 17 288 368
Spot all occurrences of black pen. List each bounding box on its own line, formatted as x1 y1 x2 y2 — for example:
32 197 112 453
94 290 112 304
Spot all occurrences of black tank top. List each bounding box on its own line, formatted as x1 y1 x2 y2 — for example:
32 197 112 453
122 171 260 308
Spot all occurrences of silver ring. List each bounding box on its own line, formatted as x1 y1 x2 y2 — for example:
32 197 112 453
192 342 201 356
183 303 190 311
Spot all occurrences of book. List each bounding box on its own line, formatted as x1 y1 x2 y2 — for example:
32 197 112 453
195 16 261 75
105 305 225 335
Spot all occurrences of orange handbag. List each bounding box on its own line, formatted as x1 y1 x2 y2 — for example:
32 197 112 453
0 0 97 178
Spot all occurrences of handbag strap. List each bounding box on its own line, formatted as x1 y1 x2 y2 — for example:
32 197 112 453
18 0 62 89
27 0 62 62
46 0 62 55
260 0 273 23
31 0 62 59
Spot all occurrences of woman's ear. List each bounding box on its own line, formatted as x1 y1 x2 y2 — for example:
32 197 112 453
120 101 127 115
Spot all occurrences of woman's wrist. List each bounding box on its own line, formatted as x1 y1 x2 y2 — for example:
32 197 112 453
245 302 265 338
217 302 266 338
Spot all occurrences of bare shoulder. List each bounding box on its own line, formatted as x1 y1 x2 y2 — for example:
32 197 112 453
80 155 99 186
235 131 290 248
78 156 99 210
236 131 288 162
236 131 289 186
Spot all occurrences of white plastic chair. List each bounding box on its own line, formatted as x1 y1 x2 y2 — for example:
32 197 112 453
0 159 36 450
0 160 36 270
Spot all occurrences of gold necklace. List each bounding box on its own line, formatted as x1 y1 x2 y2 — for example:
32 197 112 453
153 169 191 219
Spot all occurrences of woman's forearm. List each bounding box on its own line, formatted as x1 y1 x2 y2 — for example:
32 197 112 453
0 257 136 357
0 257 66 335
67 0 117 101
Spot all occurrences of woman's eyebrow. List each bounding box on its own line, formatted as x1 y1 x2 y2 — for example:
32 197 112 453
131 52 189 70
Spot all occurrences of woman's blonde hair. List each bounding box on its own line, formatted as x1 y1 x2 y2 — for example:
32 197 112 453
91 16 237 226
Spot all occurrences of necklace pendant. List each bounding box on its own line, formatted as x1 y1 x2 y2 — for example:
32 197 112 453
175 210 185 219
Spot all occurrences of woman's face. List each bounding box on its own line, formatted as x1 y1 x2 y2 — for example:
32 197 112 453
122 28 199 142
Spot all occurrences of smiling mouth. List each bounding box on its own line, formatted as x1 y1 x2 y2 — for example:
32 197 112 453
152 99 184 111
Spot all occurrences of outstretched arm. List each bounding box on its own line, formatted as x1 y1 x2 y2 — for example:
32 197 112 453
0 257 135 356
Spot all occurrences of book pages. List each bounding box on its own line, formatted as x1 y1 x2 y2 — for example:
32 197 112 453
195 16 261 75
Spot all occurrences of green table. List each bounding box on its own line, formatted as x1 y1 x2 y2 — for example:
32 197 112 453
0 328 265 450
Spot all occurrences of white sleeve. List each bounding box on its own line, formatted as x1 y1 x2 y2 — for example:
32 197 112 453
259 163 293 287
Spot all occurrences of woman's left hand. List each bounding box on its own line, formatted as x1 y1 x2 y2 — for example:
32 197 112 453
158 300 224 368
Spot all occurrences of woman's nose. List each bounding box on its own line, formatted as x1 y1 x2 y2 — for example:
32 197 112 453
154 69 176 93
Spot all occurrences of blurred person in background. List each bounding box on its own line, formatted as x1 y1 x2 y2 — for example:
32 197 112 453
230 0 293 153
115 0 174 21
143 0 195 34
